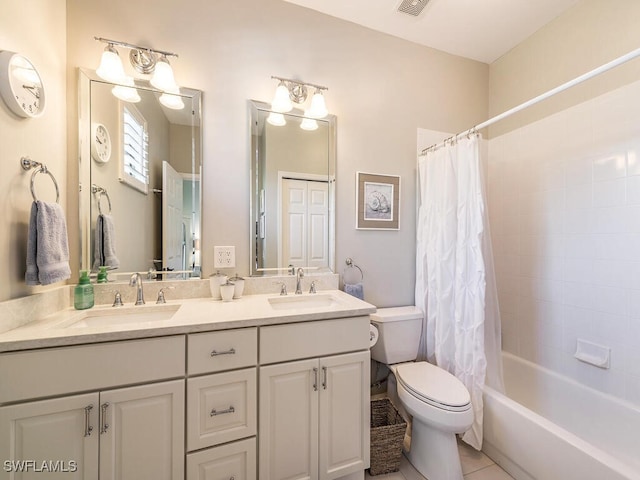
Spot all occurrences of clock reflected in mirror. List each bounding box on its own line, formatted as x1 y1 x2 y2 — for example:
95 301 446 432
0 51 46 118
91 123 112 163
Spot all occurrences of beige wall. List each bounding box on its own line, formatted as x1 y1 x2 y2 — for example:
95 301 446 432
0 0 67 302
66 0 488 307
489 0 640 137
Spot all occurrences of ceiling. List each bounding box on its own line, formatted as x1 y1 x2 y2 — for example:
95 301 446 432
282 0 580 64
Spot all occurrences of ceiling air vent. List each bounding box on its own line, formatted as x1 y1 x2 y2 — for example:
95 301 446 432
397 0 430 17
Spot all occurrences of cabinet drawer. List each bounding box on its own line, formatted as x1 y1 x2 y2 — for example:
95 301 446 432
0 336 185 404
260 317 370 364
186 437 256 480
186 368 256 451
188 328 257 375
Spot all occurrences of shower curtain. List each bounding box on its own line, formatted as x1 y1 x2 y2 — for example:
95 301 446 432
415 134 503 450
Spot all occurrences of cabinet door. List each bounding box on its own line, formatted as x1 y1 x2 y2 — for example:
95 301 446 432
259 358 319 480
99 380 184 480
0 393 99 479
319 352 370 480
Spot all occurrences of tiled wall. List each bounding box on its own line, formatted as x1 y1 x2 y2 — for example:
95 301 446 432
488 79 640 406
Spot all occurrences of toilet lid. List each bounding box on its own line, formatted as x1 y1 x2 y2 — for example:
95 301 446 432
395 362 471 412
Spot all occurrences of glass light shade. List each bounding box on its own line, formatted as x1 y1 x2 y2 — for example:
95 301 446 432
267 112 286 127
150 56 178 91
271 83 293 113
96 46 126 83
159 87 185 110
307 90 328 118
111 77 141 103
300 115 318 131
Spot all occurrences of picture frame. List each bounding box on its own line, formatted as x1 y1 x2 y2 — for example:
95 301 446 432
356 172 400 230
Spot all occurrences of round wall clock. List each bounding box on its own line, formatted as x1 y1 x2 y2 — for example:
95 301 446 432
0 51 46 118
91 123 112 163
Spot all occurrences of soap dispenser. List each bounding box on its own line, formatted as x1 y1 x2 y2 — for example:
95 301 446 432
97 266 109 283
74 270 95 310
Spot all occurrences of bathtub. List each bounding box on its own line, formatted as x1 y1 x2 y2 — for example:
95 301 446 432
482 352 640 480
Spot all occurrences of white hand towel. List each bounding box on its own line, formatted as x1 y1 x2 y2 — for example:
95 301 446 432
25 201 71 286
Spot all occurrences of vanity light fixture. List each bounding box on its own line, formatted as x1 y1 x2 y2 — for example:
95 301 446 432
271 80 293 113
307 89 328 119
270 76 329 123
94 36 183 108
96 43 127 84
150 55 179 91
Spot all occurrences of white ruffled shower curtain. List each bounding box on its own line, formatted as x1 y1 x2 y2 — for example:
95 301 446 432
415 134 503 450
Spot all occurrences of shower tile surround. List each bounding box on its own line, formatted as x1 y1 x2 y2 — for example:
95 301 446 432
488 78 640 406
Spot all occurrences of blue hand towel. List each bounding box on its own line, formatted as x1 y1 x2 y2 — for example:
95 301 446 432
93 213 120 269
25 201 71 286
344 282 364 300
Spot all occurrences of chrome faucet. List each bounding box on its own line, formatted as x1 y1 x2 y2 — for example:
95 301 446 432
295 267 304 295
129 273 145 305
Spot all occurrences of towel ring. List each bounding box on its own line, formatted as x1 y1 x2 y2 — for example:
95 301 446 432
344 258 364 283
92 184 112 215
20 157 60 203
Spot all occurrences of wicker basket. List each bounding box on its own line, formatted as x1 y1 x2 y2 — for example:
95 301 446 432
369 398 408 476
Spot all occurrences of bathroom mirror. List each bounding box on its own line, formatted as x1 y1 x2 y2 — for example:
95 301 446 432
78 69 202 279
249 100 336 276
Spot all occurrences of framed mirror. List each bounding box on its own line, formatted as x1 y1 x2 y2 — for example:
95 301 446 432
249 100 336 276
79 69 202 279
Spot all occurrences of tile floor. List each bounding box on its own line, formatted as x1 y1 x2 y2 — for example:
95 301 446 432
365 440 515 480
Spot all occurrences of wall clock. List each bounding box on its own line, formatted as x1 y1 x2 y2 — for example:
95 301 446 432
91 123 112 163
0 51 46 118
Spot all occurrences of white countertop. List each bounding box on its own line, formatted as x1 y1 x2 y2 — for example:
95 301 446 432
0 290 376 353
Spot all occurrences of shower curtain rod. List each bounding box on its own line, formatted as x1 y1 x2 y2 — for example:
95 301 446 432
420 45 640 155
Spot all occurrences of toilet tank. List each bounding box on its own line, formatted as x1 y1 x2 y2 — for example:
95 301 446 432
370 306 423 364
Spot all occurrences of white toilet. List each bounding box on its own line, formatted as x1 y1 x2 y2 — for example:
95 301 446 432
370 306 473 480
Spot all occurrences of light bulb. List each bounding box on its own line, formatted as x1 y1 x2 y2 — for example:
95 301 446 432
159 86 185 110
96 44 126 83
271 82 293 113
150 55 178 91
300 115 318 131
267 112 286 126
111 77 141 103
308 89 328 118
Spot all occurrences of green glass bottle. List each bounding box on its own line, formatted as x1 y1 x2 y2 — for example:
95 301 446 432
74 270 95 310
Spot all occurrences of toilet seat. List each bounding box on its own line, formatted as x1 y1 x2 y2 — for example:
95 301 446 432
395 362 471 412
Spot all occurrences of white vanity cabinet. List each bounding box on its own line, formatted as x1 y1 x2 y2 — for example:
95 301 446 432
0 299 374 480
0 336 185 480
258 317 371 480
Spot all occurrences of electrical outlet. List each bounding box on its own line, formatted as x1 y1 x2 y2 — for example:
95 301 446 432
214 246 236 269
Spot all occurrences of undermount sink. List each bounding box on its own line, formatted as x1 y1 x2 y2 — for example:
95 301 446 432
268 293 340 310
65 304 180 329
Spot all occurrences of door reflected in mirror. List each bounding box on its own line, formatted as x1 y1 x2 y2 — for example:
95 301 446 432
79 70 202 279
249 101 336 276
